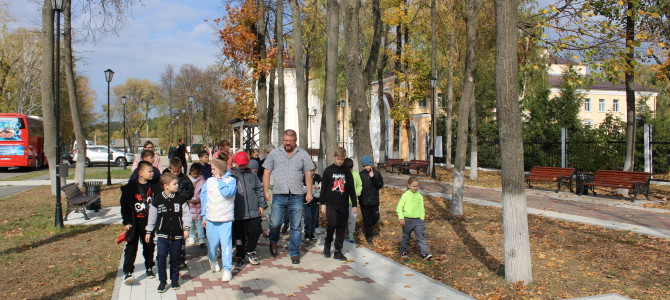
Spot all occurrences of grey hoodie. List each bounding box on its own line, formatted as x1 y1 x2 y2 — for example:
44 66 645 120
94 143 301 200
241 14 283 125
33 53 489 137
231 167 267 220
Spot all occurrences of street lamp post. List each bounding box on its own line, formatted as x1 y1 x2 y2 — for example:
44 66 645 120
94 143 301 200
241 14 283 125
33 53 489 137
308 107 318 151
430 77 437 178
52 0 65 228
122 95 127 169
104 69 114 185
189 96 194 147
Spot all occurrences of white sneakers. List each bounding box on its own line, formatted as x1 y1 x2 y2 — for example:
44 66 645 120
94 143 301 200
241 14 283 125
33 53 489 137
210 260 221 272
222 270 232 282
188 237 196 245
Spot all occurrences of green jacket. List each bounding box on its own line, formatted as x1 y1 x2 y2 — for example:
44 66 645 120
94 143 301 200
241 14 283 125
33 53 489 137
349 170 363 205
396 189 425 220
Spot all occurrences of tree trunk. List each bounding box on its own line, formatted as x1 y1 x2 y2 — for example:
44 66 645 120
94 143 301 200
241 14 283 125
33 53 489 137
344 0 382 162
623 1 635 172
276 0 286 136
430 0 436 176
378 57 386 162
323 0 340 162
495 0 532 284
289 0 308 149
40 0 57 195
63 0 86 187
445 33 455 169
269 67 276 142
256 0 269 149
451 0 480 216
469 96 478 180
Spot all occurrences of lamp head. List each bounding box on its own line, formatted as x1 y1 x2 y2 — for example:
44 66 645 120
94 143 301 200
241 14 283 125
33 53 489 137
51 0 65 11
122 96 127 105
430 77 437 88
104 69 114 83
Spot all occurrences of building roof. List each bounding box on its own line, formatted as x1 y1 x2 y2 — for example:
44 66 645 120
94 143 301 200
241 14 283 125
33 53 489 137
548 75 656 93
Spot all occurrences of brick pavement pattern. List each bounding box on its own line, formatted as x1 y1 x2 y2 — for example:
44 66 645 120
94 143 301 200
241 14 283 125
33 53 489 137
113 233 472 300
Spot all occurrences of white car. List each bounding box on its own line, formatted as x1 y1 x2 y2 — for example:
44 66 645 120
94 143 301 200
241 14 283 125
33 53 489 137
72 145 134 167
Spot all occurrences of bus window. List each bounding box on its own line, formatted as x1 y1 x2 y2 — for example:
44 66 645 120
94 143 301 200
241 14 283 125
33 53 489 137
0 117 26 141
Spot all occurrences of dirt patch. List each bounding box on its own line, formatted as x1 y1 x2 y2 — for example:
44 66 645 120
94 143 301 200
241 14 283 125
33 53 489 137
0 185 123 299
360 188 670 299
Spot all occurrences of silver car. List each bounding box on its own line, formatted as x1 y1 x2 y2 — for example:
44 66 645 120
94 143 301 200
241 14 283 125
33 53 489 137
72 145 134 167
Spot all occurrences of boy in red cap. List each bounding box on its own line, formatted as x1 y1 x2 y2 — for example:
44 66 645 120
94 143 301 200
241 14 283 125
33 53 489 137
231 151 267 268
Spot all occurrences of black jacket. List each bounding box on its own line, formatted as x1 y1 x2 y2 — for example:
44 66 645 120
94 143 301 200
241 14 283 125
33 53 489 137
359 168 384 206
120 179 159 227
304 173 322 205
128 166 161 182
321 164 357 208
146 191 192 239
162 168 195 200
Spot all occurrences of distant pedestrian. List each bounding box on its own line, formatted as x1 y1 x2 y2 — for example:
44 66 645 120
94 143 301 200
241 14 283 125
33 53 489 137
168 142 176 160
145 172 192 292
397 176 432 260
321 147 357 261
197 149 213 179
359 155 383 245
176 139 188 174
131 140 162 170
344 158 362 243
213 140 234 170
262 130 314 265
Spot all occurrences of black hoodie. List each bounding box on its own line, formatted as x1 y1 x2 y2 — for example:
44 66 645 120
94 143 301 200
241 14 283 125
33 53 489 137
321 164 357 208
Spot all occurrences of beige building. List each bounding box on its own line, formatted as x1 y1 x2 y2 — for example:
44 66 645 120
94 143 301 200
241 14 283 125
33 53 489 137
548 59 658 126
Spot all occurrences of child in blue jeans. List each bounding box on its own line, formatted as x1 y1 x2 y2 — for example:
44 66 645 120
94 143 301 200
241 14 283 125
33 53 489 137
200 158 237 282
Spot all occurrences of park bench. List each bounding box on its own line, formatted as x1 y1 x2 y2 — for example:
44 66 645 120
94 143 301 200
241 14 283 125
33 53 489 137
579 170 651 201
62 183 100 221
525 166 576 192
399 160 430 176
377 158 404 173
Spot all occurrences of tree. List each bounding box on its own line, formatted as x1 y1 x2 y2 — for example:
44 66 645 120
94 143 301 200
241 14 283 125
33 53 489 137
322 0 340 164
495 0 532 284
39 0 57 195
111 78 159 152
344 0 383 162
276 0 286 135
63 0 87 186
451 0 481 217
288 0 308 149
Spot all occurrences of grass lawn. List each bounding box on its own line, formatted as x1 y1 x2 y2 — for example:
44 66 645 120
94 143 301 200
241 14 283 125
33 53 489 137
66 168 133 180
0 169 50 181
0 185 124 299
361 187 670 299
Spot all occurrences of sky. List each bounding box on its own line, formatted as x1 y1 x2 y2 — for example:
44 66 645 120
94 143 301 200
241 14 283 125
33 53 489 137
6 0 225 112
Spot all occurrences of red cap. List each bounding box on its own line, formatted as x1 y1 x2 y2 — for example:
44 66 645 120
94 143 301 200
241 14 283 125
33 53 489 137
234 151 249 165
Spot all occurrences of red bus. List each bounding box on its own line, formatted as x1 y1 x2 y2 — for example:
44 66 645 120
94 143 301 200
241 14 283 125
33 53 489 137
0 113 46 170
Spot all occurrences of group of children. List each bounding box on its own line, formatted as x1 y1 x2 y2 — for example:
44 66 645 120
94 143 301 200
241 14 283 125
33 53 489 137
120 143 431 293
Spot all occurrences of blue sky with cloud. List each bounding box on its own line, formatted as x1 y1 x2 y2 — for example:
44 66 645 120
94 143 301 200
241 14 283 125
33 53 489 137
6 0 225 112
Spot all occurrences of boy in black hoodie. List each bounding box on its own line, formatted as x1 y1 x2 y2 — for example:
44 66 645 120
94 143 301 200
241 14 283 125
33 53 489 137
120 161 159 284
145 172 192 292
320 147 357 261
129 150 161 182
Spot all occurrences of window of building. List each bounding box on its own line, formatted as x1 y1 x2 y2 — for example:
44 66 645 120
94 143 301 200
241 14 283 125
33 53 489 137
583 120 593 127
613 99 619 112
599 99 606 112
438 93 445 108
419 98 428 108
584 98 591 112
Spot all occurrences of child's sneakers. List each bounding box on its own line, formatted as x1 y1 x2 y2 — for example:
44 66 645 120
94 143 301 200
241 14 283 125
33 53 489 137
400 251 409 258
198 238 206 247
157 281 168 293
222 270 233 282
146 269 156 279
171 281 180 290
123 273 134 285
323 246 331 258
234 257 247 270
421 253 433 260
247 252 260 265
210 259 221 272
333 250 347 261
188 237 196 245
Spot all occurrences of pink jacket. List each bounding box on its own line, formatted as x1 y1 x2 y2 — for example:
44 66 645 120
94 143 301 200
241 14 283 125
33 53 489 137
189 176 205 220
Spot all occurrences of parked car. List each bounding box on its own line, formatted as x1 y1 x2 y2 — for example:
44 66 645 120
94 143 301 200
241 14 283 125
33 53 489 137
72 145 134 167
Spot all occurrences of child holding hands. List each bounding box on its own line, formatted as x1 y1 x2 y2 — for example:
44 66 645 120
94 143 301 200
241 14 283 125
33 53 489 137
200 158 237 282
396 177 432 260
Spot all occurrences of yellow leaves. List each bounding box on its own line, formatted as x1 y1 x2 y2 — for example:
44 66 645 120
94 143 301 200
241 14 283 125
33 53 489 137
573 55 580 61
538 253 546 259
541 9 548 14
647 48 654 55
659 42 665 48
614 65 621 71
533 65 539 70
651 12 660 18
617 0 624 5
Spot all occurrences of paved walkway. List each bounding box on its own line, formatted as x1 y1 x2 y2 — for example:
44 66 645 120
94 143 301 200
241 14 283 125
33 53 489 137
111 231 471 300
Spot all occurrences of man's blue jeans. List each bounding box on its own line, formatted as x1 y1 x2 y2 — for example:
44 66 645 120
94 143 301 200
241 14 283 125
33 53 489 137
269 194 304 257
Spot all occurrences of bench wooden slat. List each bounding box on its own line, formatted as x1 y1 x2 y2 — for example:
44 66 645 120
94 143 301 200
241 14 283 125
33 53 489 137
580 170 651 201
62 183 101 221
525 166 575 192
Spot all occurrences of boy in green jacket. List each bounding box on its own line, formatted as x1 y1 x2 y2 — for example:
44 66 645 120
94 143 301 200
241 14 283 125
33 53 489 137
396 176 432 260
